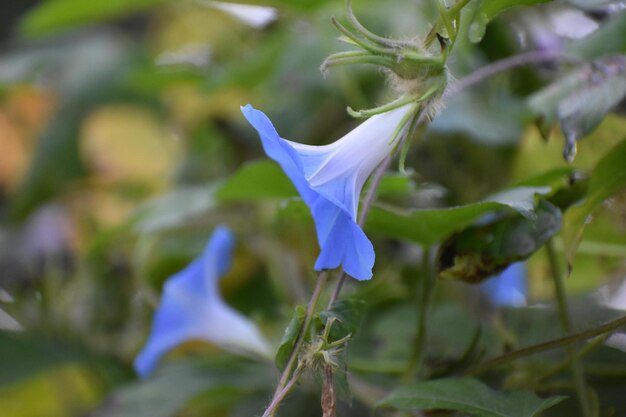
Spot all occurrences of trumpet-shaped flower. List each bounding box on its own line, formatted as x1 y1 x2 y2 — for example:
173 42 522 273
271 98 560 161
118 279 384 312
134 226 271 378
241 104 414 280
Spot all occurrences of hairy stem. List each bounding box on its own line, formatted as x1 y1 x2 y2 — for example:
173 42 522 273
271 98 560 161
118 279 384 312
262 271 328 417
546 239 594 417
262 363 306 417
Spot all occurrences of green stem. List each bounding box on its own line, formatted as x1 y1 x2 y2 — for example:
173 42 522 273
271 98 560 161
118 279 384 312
403 247 435 381
262 271 328 417
466 314 626 376
546 239 594 417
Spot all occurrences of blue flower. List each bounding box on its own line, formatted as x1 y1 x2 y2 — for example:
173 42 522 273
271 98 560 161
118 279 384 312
241 104 414 280
134 226 271 378
481 262 527 307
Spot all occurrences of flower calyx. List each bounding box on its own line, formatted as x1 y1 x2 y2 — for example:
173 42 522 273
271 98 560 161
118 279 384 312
321 0 448 89
321 0 449 118
302 317 352 372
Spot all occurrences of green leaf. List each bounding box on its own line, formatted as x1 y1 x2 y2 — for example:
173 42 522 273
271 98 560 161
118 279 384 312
563 138 626 265
437 200 562 283
567 11 626 59
215 160 296 202
19 0 166 37
366 186 552 247
378 377 566 417
95 357 269 417
275 305 306 371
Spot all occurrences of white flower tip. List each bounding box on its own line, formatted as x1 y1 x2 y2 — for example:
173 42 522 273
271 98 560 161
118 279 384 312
202 1 278 29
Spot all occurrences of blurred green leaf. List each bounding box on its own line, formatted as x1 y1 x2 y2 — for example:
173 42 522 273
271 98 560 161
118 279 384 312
568 11 626 59
430 90 526 145
133 186 216 234
204 29 287 92
366 186 551 247
376 173 416 202
512 168 576 188
378 377 565 417
216 160 296 202
563 138 626 265
94 357 269 417
0 332 84 387
480 0 552 20
465 0 551 43
275 305 305 371
8 34 134 221
437 200 562 283
568 0 620 8
20 0 166 37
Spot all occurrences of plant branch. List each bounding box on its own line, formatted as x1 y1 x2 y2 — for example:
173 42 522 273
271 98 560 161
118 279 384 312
445 50 583 98
466 314 626 376
262 271 328 417
403 246 434 381
540 334 609 381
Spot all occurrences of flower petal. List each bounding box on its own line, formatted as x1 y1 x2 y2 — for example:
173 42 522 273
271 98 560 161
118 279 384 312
311 200 374 280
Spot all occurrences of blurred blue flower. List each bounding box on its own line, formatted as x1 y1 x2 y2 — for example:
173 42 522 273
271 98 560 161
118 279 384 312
134 226 271 378
241 104 414 280
481 262 527 307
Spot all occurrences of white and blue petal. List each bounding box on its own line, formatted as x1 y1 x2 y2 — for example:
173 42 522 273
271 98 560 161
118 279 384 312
241 104 413 280
134 226 271 378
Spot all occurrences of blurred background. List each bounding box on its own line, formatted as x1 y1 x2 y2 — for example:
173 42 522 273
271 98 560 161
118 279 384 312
1 1 626 416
